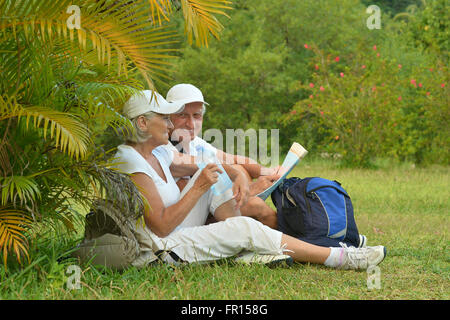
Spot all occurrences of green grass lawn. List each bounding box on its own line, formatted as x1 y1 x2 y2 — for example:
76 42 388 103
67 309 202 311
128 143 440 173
1 160 449 300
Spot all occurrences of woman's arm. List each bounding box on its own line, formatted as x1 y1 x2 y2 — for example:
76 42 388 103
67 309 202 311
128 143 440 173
130 163 220 237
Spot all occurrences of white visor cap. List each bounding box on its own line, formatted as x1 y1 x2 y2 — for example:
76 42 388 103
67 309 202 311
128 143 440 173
123 90 185 119
166 84 209 106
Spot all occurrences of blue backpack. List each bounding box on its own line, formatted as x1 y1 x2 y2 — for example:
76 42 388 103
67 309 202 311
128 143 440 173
271 177 363 248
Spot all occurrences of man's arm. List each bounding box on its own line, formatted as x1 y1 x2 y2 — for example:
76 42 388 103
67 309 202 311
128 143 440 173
221 163 250 209
216 150 279 179
248 174 281 196
169 152 198 177
216 150 261 179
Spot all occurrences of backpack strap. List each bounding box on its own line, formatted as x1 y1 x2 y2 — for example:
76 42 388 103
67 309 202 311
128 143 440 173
155 250 184 263
284 189 297 207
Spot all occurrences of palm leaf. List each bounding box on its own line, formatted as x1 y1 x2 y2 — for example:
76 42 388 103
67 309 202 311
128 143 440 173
0 167 60 207
0 0 181 89
147 0 173 26
0 175 40 207
181 0 233 47
0 95 91 159
1 0 232 90
73 65 144 110
0 118 14 176
0 207 32 268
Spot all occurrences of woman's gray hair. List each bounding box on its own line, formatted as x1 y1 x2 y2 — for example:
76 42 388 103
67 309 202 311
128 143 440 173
125 111 157 143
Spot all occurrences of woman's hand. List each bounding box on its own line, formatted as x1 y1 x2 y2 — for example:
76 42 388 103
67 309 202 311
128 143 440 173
193 163 222 193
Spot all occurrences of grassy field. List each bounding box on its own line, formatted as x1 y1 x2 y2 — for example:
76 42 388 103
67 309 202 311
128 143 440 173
0 160 448 300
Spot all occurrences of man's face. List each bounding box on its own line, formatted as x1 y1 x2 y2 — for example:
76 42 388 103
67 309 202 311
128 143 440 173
170 102 204 141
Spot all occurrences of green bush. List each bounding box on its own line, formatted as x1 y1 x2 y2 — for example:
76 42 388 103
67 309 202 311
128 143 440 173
284 42 448 167
361 0 422 16
405 0 449 61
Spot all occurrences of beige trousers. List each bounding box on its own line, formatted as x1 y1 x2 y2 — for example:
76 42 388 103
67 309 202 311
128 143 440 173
152 169 284 264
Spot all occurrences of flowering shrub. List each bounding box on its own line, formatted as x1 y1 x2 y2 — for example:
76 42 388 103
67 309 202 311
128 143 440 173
285 44 448 167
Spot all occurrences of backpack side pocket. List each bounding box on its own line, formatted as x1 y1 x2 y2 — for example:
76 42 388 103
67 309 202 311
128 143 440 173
314 188 347 240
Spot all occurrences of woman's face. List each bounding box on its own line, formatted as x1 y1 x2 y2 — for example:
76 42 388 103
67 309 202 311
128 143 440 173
138 113 174 145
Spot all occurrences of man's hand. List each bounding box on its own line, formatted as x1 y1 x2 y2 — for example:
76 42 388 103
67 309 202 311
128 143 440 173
260 166 281 176
249 173 281 196
231 171 250 209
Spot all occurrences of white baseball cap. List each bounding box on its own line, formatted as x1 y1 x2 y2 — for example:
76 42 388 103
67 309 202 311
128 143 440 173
123 90 185 119
166 83 209 106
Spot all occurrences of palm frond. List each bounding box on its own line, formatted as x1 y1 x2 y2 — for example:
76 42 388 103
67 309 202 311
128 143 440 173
147 0 173 26
0 207 32 268
181 0 233 47
0 119 14 176
74 66 144 110
0 95 91 159
0 0 180 89
86 163 146 221
0 175 40 207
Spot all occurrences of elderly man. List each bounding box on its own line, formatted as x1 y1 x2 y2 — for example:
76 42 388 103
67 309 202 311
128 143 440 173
164 83 280 229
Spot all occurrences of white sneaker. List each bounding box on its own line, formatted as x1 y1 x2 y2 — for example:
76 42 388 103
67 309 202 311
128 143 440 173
338 243 386 270
234 251 293 267
358 234 368 248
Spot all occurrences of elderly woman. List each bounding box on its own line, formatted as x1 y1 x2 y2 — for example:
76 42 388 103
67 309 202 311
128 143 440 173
113 90 386 269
